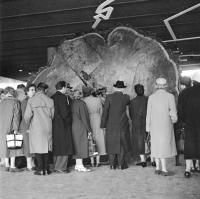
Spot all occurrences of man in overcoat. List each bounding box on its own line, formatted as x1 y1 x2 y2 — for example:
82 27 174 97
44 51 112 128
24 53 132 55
101 80 130 169
178 72 200 178
51 81 73 173
24 82 54 175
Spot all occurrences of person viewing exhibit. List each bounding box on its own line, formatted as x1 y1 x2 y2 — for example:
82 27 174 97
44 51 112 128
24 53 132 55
0 1 200 198
24 82 54 175
146 78 177 176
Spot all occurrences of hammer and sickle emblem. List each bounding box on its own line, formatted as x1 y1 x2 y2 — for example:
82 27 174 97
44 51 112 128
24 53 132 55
92 0 115 29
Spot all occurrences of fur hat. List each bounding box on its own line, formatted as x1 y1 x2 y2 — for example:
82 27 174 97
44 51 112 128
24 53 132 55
155 78 167 89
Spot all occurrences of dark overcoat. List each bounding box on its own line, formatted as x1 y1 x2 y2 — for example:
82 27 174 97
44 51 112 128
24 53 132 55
71 99 92 159
129 96 148 155
178 84 200 159
101 92 130 154
51 91 73 156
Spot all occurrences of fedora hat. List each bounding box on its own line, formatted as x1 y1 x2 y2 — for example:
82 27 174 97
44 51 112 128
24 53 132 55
113 80 127 88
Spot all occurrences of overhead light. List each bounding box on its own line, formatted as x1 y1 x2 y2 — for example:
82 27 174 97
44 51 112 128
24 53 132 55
172 50 180 53
28 72 32 75
18 69 23 72
179 58 188 62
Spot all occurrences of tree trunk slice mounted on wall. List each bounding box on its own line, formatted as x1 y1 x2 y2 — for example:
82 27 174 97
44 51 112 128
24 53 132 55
31 27 179 98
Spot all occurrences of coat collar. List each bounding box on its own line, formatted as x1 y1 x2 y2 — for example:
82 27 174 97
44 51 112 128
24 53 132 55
113 91 123 95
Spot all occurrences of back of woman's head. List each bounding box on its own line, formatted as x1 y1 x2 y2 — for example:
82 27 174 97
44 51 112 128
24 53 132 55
134 84 144 96
73 89 82 100
4 87 15 96
55 81 66 90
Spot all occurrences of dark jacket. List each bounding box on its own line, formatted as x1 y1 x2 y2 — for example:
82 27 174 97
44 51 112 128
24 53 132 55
72 99 92 159
101 92 130 154
51 91 73 156
178 84 200 159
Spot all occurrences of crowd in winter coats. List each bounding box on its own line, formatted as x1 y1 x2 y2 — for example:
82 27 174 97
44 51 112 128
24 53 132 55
0 73 200 178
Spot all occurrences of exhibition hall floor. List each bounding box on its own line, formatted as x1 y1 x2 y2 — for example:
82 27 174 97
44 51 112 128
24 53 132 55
0 157 200 199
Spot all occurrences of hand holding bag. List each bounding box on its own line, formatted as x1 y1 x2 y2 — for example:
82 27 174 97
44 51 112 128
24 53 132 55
6 131 23 150
88 132 98 157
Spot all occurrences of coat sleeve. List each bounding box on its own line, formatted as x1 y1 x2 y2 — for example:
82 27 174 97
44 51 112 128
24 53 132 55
126 95 131 120
50 101 54 120
146 97 152 132
24 100 33 127
129 101 133 120
177 91 185 123
169 94 178 124
12 100 21 131
98 98 103 117
100 95 110 128
79 101 92 132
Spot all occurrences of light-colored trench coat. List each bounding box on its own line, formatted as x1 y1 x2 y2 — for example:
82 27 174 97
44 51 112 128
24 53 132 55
24 92 54 154
146 89 177 158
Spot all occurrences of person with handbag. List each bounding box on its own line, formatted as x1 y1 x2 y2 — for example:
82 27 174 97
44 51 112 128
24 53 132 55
0 87 23 172
178 72 200 178
71 89 92 172
101 80 130 170
146 78 177 176
83 86 106 167
24 82 54 175
51 81 73 173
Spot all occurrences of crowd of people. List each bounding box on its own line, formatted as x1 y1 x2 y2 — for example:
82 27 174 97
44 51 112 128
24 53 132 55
0 73 200 178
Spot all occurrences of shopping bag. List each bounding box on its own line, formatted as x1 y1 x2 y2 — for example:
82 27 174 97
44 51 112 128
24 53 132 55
6 133 23 150
88 132 98 157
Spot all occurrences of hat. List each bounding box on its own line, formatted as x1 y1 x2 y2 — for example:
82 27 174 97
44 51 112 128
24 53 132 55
113 81 127 88
192 72 200 83
82 86 93 97
66 83 73 89
155 78 167 88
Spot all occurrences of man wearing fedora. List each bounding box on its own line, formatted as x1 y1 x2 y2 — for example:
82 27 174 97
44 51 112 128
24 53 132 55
101 80 130 169
146 77 177 176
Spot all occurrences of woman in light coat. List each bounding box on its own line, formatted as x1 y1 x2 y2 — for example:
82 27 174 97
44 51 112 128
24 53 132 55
0 87 22 172
146 78 177 176
83 86 106 167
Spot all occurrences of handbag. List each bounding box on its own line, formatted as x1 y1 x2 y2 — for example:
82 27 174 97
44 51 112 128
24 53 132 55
88 132 98 157
6 132 23 150
177 127 184 153
144 132 151 154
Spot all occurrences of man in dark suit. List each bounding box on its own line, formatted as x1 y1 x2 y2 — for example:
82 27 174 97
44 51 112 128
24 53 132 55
101 80 130 169
51 81 73 173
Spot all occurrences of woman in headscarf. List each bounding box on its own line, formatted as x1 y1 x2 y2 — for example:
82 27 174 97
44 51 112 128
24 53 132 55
146 78 177 176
